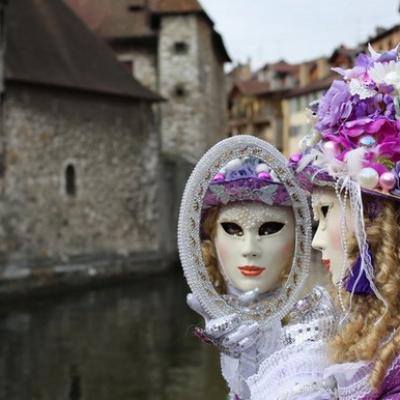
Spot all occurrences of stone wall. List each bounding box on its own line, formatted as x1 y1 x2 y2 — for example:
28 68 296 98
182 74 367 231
196 17 227 148
1 83 162 274
158 14 203 162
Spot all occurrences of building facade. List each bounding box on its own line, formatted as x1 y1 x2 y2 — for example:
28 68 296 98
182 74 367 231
228 81 286 150
227 60 298 150
367 25 400 51
0 0 167 294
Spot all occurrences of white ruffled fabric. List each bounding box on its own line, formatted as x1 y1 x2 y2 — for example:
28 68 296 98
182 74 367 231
323 361 371 400
247 340 337 400
245 287 338 400
221 287 339 400
221 317 283 399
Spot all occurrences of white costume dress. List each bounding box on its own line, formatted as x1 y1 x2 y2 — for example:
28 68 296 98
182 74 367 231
221 287 338 400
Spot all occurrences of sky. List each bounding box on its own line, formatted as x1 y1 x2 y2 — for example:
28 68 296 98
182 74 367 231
200 0 400 69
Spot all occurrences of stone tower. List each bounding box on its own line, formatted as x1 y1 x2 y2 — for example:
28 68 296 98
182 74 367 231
155 1 230 162
65 0 231 163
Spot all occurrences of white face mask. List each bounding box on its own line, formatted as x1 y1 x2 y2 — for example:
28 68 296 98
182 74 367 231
311 188 353 285
213 202 295 293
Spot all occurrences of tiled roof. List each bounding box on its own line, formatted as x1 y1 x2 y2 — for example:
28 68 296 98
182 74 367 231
234 80 271 96
329 45 360 64
272 62 299 75
66 0 156 40
65 0 230 61
5 0 161 101
285 74 335 98
257 61 299 76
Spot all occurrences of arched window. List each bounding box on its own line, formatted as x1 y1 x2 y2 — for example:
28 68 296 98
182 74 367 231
65 164 76 197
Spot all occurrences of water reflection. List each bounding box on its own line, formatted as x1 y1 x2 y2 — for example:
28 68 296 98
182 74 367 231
0 272 227 399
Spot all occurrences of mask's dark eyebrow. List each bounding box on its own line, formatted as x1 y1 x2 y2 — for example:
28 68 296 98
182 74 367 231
218 218 242 224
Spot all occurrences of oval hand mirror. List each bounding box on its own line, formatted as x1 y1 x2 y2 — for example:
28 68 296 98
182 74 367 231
178 135 312 323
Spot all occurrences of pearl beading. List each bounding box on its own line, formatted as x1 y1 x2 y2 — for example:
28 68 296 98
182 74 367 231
217 203 290 231
335 180 350 314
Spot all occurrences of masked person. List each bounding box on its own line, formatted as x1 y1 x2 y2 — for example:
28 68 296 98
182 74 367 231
289 45 400 399
182 154 337 400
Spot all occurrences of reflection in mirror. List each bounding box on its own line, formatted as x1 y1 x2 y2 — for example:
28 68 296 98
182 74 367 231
200 157 295 308
179 136 315 400
178 135 311 323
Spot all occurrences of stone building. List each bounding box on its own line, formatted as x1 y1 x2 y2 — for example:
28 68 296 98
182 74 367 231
227 61 298 150
65 0 231 163
255 60 299 90
228 81 287 151
0 0 167 294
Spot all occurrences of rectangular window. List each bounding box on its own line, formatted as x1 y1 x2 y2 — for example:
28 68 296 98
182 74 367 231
173 42 189 55
128 5 143 11
289 126 299 137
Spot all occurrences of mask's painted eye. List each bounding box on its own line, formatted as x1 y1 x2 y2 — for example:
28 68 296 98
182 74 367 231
221 222 243 236
321 205 329 218
258 222 285 236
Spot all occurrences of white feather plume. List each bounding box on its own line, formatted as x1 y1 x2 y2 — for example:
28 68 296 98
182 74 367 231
296 148 322 172
344 147 367 179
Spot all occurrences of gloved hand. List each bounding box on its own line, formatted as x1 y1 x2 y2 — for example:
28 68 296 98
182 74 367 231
187 290 282 400
187 290 261 358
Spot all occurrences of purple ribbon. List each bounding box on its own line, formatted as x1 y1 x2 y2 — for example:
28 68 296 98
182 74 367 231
344 245 374 295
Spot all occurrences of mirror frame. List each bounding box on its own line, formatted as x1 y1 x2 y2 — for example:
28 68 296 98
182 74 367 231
178 135 312 323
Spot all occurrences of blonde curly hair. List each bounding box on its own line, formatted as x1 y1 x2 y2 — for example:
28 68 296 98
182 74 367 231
201 207 226 294
330 196 400 389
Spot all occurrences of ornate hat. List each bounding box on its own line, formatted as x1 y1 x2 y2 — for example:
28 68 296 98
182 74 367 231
290 44 400 302
203 156 291 209
291 44 400 200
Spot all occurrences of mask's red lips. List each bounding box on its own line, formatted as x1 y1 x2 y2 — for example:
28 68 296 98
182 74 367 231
238 265 266 277
322 259 331 272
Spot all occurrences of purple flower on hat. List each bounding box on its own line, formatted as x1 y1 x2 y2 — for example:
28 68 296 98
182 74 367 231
338 117 400 169
291 44 400 197
342 117 398 138
376 50 398 63
348 93 395 120
355 53 375 69
316 80 352 136
332 53 374 82
332 66 366 81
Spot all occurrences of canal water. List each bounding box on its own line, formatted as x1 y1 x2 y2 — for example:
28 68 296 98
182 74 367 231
0 272 227 400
